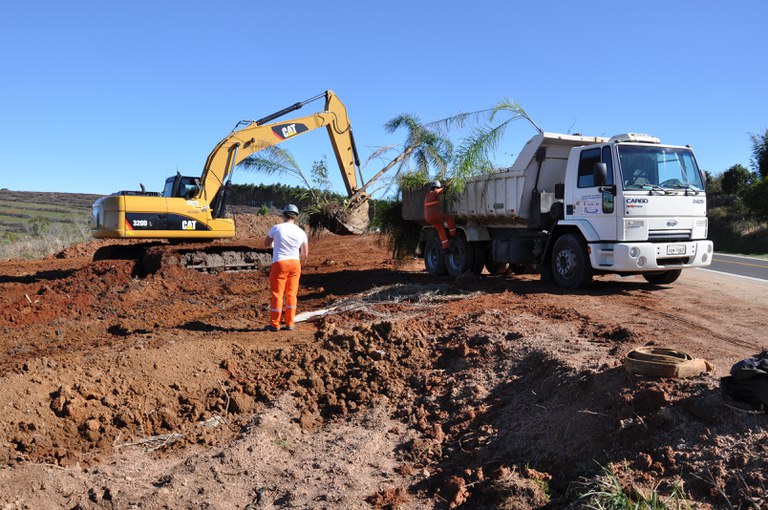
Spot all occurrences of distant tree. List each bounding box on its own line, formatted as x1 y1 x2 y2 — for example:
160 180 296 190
750 129 768 179
720 164 754 195
742 179 768 218
703 170 722 194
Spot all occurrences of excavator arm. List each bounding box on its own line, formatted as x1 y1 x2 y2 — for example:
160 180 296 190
198 90 365 210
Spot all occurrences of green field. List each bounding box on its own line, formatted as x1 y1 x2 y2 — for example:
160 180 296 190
0 189 103 259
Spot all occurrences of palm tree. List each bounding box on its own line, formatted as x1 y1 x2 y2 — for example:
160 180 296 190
432 99 541 192
347 113 453 204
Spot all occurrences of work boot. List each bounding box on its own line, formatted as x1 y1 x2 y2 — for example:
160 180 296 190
262 325 279 332
281 325 295 331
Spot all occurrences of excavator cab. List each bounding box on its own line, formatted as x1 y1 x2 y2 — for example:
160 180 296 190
163 173 200 199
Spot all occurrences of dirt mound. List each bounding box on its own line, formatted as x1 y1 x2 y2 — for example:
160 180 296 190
232 212 278 240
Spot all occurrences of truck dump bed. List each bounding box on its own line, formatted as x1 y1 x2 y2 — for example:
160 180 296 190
403 132 607 226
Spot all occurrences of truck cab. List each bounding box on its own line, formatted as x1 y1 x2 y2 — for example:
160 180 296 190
554 133 712 287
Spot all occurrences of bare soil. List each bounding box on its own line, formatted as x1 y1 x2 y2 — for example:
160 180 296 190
0 213 767 509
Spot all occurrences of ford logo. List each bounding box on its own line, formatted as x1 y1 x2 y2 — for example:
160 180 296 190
667 220 678 227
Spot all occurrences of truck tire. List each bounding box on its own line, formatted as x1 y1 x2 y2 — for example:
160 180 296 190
551 234 593 289
446 233 477 276
485 251 510 275
643 269 682 285
424 238 448 276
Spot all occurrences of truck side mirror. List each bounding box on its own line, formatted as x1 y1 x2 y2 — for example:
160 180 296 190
593 162 608 187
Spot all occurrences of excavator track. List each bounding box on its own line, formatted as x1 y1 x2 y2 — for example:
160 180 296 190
93 242 273 275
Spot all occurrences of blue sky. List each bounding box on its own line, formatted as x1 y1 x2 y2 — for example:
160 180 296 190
1 1 766 197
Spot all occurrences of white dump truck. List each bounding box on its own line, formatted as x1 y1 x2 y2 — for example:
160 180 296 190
402 132 713 289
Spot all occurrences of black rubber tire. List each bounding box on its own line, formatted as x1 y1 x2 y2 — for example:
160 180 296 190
469 242 486 276
424 238 448 276
551 234 593 289
484 251 509 275
446 233 475 276
643 269 682 285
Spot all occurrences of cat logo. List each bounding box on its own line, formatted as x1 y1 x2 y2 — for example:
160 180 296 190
272 123 309 140
281 124 298 138
182 220 197 230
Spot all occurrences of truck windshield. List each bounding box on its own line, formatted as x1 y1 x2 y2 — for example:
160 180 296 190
618 146 704 191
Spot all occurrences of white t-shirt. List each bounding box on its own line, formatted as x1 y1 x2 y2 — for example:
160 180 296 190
268 222 308 263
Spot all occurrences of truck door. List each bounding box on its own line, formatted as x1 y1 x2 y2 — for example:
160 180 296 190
573 146 617 239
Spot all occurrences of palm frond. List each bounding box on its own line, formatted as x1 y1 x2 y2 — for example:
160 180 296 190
238 145 314 194
425 108 494 133
491 99 542 133
364 145 400 166
453 123 508 182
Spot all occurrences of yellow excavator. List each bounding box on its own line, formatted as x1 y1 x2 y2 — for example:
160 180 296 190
91 90 369 272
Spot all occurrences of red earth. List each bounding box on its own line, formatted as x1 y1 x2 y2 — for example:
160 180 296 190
0 213 767 509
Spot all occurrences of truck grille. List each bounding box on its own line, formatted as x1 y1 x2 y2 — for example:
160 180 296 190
648 229 691 242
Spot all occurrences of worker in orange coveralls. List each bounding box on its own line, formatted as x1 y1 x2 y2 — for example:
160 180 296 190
263 204 308 332
424 181 456 250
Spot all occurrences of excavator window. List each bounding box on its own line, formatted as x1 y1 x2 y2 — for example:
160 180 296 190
163 175 199 199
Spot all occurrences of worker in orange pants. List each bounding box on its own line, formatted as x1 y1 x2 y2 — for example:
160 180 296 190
268 259 301 329
424 181 456 250
264 204 308 331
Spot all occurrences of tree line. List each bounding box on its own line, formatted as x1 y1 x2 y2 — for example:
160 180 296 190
706 130 768 212
704 130 768 253
225 182 345 212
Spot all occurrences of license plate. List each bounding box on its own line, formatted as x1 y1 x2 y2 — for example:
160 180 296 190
667 244 686 255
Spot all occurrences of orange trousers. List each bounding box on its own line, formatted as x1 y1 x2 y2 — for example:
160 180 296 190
269 259 301 328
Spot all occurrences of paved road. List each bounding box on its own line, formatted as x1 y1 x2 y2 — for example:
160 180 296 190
702 253 768 282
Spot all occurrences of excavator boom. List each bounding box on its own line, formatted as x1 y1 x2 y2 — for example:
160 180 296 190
198 90 364 208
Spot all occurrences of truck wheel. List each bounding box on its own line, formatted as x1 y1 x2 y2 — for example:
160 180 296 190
551 234 593 289
485 252 509 275
643 270 682 285
446 233 475 276
470 242 487 275
424 238 448 276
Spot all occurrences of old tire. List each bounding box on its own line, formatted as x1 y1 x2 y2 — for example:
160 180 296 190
446 233 475 276
643 269 682 285
424 238 448 276
551 234 593 289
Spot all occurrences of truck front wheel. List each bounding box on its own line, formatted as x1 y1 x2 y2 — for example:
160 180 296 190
424 238 448 276
551 234 593 289
642 270 682 285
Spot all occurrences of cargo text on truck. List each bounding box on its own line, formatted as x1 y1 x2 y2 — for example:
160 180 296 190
402 132 713 289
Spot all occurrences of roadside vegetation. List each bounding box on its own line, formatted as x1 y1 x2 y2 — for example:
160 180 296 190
704 129 768 254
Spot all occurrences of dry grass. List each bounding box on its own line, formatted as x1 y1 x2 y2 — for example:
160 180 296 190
0 219 91 261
